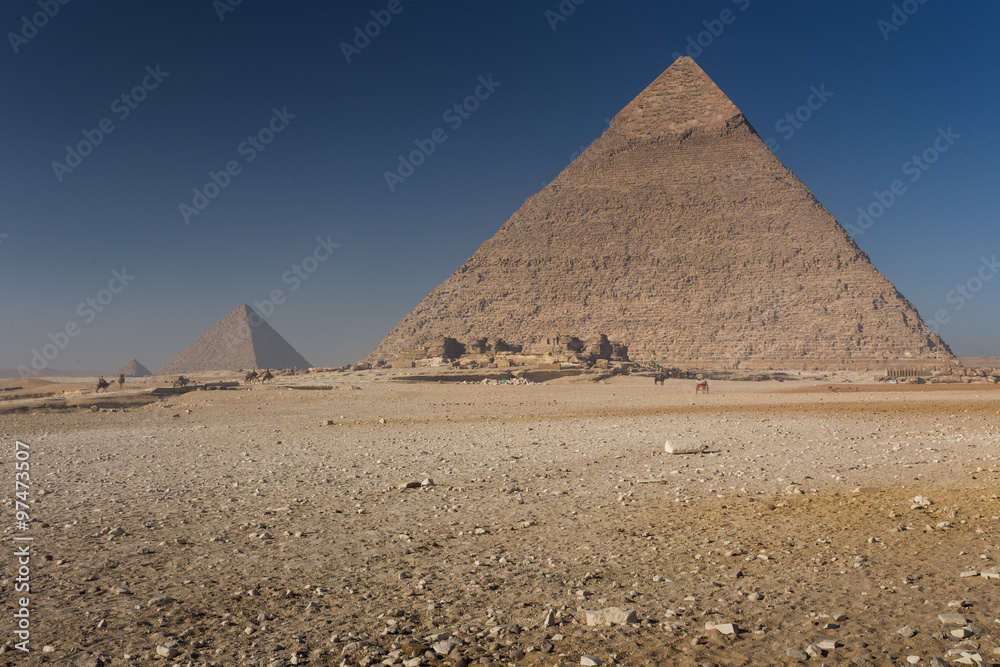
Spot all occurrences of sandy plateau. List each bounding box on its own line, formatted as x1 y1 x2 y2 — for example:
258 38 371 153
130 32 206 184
2 371 1000 666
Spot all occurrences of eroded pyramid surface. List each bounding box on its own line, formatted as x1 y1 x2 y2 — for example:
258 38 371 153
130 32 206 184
369 57 952 367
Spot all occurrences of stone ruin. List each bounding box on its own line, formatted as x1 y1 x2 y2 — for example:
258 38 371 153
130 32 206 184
390 333 629 370
878 366 1000 385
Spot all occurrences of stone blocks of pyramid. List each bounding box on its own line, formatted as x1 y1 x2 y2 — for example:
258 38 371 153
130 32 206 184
368 57 952 367
158 304 311 374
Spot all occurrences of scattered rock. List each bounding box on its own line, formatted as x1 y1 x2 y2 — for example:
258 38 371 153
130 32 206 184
664 440 706 455
786 648 809 660
711 622 738 635
432 641 454 656
939 613 967 625
148 596 177 607
155 643 179 658
585 608 638 627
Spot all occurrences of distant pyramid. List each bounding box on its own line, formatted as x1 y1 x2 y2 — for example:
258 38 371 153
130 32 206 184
158 304 311 374
115 359 152 377
369 57 952 367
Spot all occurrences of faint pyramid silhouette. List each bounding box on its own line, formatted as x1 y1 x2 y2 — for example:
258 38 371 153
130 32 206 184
369 57 952 367
115 359 152 377
158 304 311 374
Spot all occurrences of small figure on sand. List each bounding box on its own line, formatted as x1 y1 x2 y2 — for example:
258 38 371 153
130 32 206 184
118 373 125 388
695 380 709 394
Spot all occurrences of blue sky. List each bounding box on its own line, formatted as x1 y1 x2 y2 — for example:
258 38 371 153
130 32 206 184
2 1 998 372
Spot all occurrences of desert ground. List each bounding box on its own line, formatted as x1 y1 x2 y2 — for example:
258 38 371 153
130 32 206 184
2 370 1000 666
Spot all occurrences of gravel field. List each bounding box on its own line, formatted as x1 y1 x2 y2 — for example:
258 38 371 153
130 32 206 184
2 372 1000 666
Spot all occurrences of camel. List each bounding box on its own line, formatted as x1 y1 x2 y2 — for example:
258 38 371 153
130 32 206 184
244 371 259 385
259 370 274 384
172 376 190 388
96 378 110 392
695 380 709 394
654 372 666 385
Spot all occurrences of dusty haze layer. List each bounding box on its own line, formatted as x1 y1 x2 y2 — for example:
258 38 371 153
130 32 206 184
2 372 998 665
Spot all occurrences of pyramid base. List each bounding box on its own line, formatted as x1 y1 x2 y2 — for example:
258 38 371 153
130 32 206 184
651 358 958 372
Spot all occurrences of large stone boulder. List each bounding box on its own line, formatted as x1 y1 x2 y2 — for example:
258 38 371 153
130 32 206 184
425 337 466 359
586 334 613 360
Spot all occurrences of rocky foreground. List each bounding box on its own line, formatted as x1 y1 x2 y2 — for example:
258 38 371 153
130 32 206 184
2 372 1000 666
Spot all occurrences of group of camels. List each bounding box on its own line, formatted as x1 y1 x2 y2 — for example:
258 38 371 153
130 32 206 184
243 369 274 385
95 369 278 393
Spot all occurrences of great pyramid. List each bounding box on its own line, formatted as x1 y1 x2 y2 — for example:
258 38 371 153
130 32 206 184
369 57 952 368
158 304 311 374
115 359 152 377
